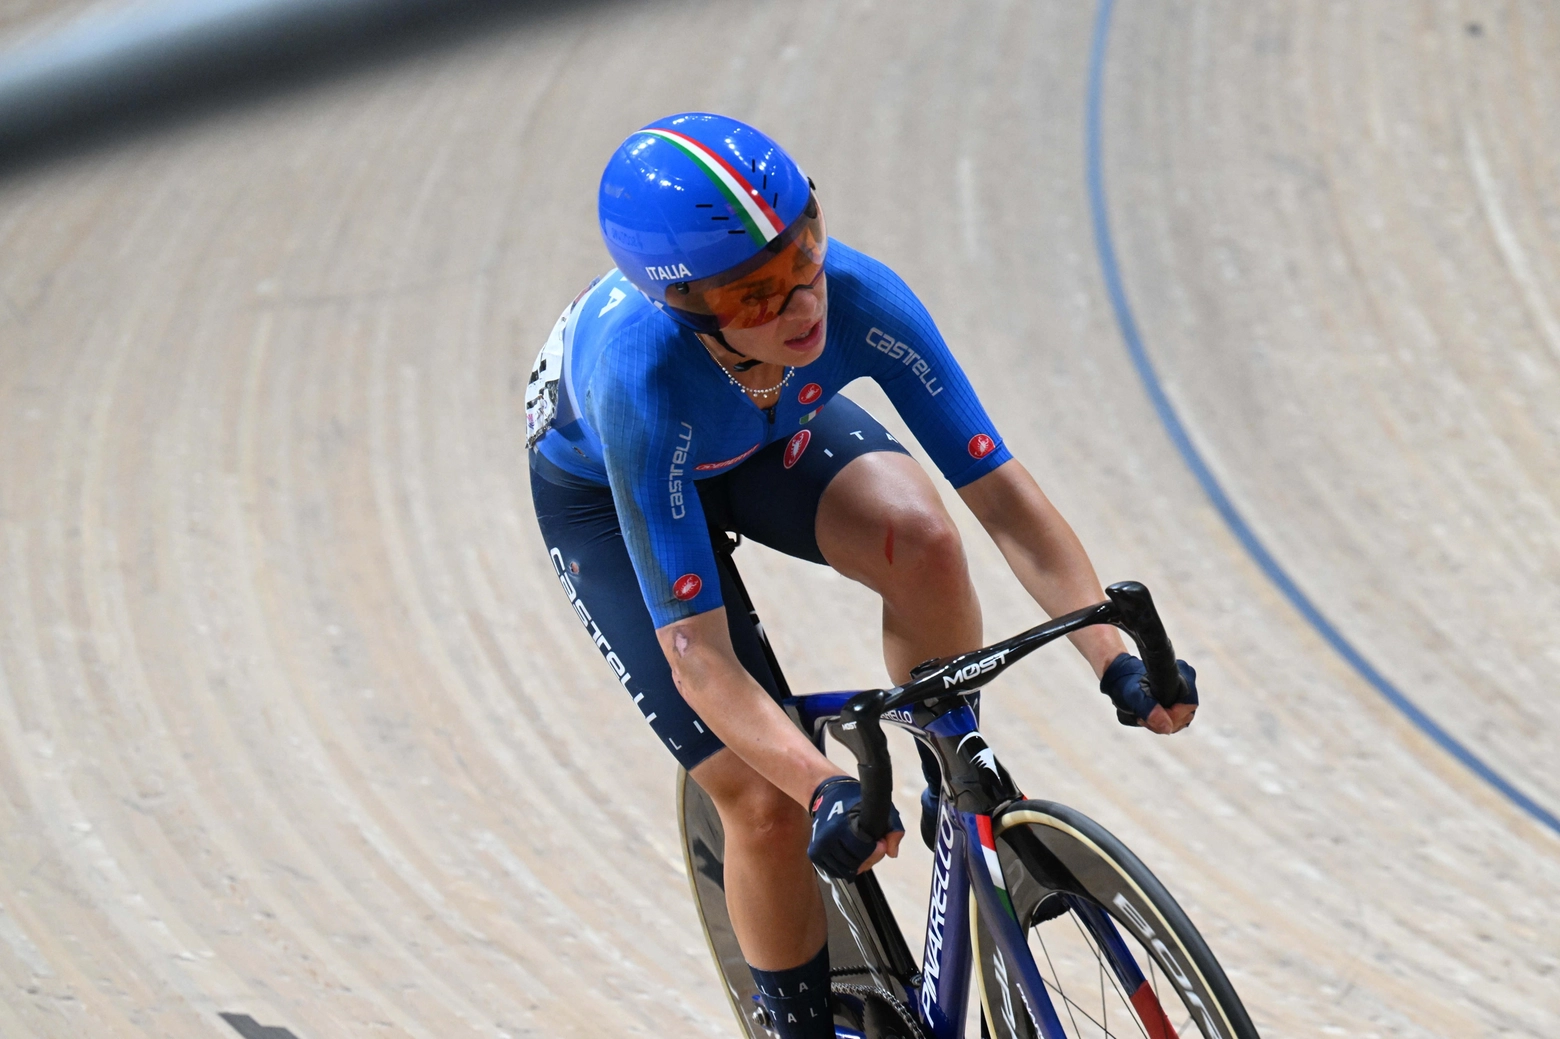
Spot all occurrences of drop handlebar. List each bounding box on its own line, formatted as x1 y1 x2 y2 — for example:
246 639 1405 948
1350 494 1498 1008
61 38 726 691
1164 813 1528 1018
832 581 1184 842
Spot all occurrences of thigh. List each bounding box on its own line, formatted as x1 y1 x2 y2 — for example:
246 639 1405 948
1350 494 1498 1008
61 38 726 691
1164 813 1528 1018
699 394 911 564
530 452 782 770
813 449 959 587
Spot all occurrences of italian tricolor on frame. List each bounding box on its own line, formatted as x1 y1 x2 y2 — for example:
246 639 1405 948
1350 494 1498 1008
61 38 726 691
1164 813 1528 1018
977 815 1016 920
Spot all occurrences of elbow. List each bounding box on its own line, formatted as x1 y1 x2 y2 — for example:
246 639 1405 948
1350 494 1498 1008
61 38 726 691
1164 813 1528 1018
658 616 738 707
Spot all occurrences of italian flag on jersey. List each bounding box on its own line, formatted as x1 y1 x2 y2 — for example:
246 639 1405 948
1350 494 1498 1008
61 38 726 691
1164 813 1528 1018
642 127 788 247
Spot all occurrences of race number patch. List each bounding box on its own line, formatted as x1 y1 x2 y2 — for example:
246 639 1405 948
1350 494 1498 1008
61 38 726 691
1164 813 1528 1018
525 302 573 449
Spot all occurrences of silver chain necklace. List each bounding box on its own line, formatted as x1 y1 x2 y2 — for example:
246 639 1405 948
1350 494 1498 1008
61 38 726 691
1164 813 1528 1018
722 364 794 397
698 334 793 398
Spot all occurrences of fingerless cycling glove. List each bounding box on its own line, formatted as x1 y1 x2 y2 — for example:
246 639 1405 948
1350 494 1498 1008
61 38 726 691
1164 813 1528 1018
1099 653 1199 727
807 776 903 879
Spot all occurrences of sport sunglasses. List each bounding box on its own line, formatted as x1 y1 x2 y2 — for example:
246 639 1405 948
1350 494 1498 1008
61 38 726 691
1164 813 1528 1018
667 194 827 332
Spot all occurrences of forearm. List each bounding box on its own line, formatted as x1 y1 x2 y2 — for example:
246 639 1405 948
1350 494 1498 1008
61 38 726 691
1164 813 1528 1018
959 460 1126 677
658 612 841 806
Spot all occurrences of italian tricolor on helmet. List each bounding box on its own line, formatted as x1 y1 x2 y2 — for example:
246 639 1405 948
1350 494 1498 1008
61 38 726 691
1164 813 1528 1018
597 112 826 332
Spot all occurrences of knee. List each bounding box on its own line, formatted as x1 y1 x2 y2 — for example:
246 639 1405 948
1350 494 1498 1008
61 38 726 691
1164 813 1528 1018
709 776 809 849
882 506 967 590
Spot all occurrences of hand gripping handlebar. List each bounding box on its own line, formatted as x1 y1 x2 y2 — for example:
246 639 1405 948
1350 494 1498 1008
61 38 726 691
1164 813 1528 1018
1104 581 1183 712
834 581 1183 842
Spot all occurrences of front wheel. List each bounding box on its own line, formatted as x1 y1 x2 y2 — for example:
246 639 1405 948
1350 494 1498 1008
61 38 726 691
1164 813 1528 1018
972 800 1259 1039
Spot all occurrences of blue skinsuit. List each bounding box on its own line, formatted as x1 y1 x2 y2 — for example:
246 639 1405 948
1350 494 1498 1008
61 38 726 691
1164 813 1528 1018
534 239 1012 629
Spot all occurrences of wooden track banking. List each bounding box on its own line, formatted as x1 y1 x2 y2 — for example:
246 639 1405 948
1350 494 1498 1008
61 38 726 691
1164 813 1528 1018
0 1 1555 1036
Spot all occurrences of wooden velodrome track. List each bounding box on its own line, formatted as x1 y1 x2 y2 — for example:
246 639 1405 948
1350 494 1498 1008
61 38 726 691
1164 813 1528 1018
1 1 1556 1036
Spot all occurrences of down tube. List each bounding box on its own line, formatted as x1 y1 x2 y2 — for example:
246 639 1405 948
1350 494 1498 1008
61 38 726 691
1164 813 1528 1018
920 800 974 1037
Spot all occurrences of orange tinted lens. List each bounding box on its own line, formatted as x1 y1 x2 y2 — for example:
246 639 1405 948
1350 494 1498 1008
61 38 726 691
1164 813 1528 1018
673 204 827 329
704 236 825 329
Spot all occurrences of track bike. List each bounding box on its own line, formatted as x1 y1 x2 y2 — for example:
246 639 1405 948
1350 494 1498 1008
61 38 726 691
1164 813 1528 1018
680 536 1260 1039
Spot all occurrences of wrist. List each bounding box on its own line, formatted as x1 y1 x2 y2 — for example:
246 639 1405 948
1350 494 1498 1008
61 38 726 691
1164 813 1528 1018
1063 619 1129 679
1087 638 1131 679
1099 652 1138 685
809 774 856 815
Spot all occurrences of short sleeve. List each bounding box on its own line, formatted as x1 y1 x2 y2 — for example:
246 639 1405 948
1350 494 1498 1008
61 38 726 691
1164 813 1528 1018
592 358 725 628
847 255 1012 487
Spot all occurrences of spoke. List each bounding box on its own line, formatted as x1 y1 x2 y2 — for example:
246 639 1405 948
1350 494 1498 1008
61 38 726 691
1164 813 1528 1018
1040 964 1184 1039
1144 922 1195 1038
1065 911 1150 1039
1035 926 1085 1037
1036 971 1117 1037
1100 956 1107 1037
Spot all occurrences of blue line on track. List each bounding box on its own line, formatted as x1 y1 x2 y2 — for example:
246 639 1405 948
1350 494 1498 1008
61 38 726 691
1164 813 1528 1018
1085 0 1560 838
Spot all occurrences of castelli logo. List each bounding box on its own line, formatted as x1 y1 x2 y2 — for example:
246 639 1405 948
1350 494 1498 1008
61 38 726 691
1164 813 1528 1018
673 574 703 601
968 434 996 459
784 429 812 469
798 382 822 405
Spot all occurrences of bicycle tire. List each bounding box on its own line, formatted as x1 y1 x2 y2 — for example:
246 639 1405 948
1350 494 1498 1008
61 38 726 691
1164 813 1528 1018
678 769 918 1039
971 799 1260 1039
679 770 764 1036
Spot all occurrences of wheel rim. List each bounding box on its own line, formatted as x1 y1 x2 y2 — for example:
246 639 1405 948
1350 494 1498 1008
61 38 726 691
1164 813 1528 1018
980 807 1250 1039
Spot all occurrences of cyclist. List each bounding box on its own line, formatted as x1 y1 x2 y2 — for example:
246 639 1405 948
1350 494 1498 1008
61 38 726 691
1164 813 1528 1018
527 112 1198 1039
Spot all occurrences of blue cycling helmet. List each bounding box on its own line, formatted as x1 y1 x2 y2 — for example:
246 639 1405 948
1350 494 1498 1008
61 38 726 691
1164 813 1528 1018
598 113 821 332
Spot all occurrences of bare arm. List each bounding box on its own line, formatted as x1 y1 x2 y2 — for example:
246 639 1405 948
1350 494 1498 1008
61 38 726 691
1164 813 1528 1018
657 608 843 807
957 458 1127 677
959 459 1193 733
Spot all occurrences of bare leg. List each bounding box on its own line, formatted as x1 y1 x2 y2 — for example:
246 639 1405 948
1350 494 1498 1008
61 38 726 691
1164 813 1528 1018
687 454 979 970
690 748 827 970
816 452 984 683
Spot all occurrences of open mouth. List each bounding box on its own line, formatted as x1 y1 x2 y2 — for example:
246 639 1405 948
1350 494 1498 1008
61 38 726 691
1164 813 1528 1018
785 321 823 352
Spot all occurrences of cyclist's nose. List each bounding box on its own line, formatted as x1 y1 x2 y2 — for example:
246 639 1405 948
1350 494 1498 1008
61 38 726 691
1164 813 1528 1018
778 278 825 325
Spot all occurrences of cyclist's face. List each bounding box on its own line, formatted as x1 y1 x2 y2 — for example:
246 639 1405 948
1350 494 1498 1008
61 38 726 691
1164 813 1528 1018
712 272 829 368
